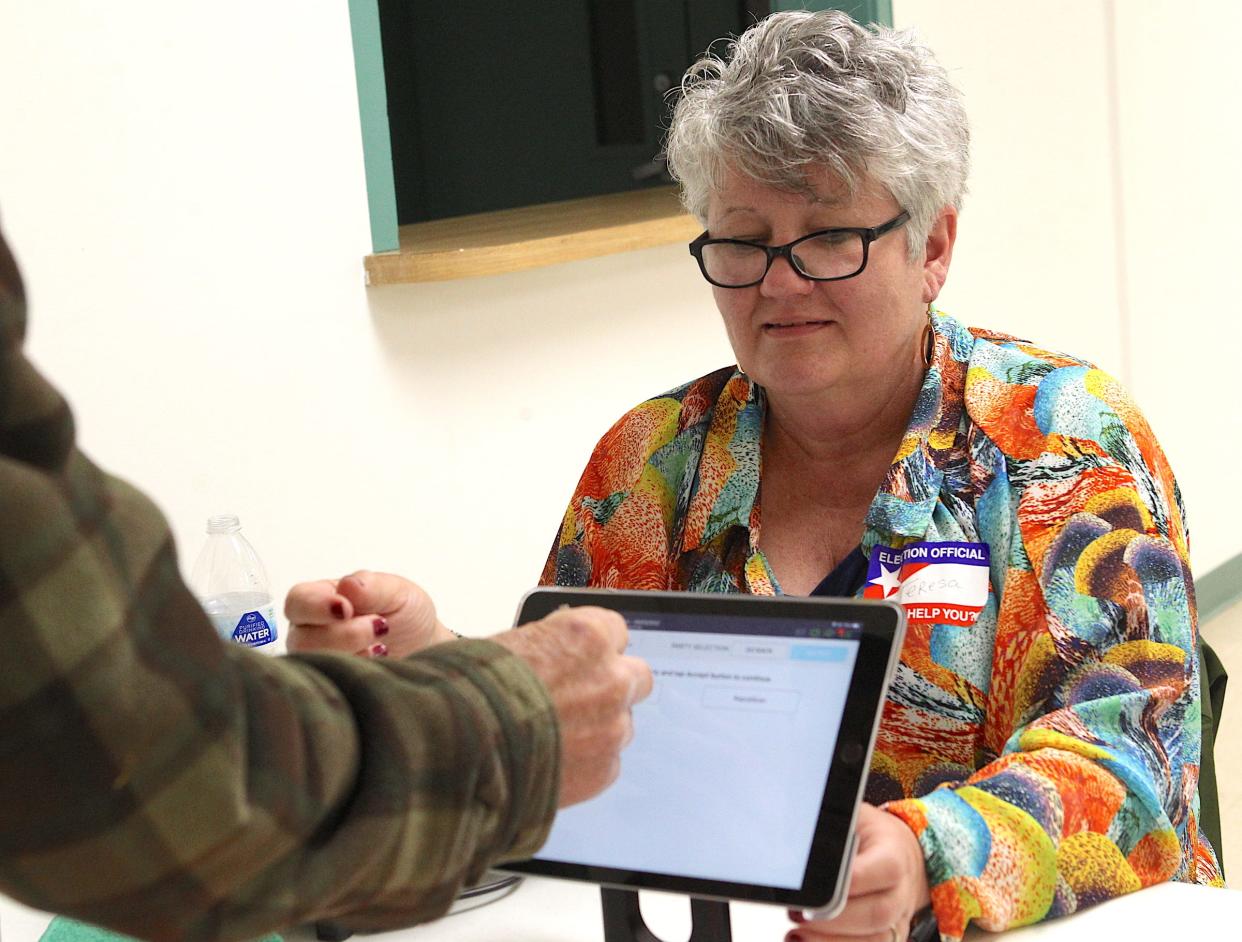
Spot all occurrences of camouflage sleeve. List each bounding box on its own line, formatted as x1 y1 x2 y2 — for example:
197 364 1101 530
0 229 559 942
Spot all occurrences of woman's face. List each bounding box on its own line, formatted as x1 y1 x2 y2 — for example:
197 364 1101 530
705 167 942 401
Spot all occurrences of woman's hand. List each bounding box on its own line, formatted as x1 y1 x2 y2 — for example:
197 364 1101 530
789 803 930 942
284 570 455 658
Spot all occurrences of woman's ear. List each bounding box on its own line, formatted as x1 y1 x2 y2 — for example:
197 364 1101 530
921 206 958 303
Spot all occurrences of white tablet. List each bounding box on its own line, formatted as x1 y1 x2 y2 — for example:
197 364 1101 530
500 588 905 914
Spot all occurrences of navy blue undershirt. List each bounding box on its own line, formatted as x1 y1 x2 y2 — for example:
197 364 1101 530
808 546 869 597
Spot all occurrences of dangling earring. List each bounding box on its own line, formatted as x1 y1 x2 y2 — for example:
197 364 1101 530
920 302 935 368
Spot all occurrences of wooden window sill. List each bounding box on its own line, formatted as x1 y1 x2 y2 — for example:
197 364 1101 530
363 186 700 285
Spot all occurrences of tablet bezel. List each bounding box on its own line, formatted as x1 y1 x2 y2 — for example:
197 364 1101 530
499 587 905 911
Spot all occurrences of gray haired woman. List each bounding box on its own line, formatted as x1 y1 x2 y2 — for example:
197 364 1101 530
288 11 1221 942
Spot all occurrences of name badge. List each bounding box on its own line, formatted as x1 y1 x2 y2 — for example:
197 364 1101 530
863 541 990 626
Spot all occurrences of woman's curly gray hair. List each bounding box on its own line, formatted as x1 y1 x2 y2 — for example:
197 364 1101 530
664 9 969 258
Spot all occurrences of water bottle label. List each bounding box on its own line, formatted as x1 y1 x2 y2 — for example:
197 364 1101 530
231 609 278 648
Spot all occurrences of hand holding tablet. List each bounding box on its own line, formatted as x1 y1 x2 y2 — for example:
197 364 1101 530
493 604 655 807
793 804 934 940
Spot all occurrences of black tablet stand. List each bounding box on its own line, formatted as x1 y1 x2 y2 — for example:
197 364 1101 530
601 887 732 942
313 922 351 941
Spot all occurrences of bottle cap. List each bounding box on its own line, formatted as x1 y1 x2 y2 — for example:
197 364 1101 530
206 514 241 534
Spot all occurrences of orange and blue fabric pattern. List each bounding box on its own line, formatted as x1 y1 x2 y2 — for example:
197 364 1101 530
541 310 1223 940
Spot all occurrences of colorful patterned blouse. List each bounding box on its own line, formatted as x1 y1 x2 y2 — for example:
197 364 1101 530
540 310 1223 939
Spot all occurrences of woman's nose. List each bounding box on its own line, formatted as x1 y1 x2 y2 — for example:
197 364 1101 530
759 253 815 298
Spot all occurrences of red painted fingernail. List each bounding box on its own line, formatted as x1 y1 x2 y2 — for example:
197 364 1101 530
788 910 806 924
373 616 389 637
330 601 345 619
370 643 388 657
787 933 804 942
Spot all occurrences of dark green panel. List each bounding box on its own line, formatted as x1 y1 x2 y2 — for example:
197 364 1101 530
769 0 893 26
375 0 423 227
687 1 749 60
640 1 745 161
377 1 750 224
353 1 895 233
588 1 645 146
408 3 602 219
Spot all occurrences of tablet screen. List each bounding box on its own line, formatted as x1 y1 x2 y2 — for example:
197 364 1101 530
502 589 904 910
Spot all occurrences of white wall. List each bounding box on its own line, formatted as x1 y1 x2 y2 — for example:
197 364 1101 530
0 0 1237 642
1109 0 1242 575
895 1 1124 368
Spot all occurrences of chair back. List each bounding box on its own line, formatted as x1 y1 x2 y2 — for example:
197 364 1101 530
1198 638 1228 876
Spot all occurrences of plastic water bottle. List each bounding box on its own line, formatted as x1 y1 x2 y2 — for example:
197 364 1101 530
191 514 280 653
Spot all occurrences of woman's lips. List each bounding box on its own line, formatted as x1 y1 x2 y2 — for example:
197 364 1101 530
762 319 831 336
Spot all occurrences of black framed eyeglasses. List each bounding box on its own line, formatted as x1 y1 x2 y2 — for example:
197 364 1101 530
688 211 910 288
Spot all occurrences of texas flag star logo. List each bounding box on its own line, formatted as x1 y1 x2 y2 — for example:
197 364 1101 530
868 562 902 598
863 545 906 601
